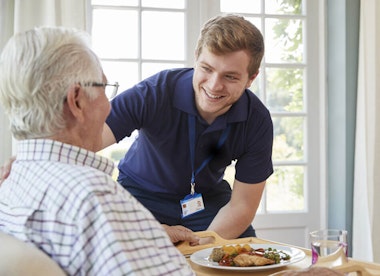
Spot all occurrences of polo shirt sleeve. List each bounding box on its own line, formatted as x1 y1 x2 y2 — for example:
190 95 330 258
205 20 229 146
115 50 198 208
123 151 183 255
106 70 178 143
234 105 274 184
106 81 149 142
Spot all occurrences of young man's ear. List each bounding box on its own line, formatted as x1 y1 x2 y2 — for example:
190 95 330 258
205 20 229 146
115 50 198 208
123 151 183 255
246 70 259 88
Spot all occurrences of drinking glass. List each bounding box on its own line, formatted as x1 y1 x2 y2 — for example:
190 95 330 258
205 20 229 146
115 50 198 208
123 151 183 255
309 229 348 267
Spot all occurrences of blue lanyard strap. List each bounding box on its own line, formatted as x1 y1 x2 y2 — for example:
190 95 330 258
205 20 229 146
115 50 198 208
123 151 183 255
188 115 231 190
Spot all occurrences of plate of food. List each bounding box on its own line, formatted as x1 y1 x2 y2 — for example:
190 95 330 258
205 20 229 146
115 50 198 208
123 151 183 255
190 243 306 271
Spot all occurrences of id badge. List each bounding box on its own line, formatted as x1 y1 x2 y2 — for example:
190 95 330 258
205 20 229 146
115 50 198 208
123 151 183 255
180 192 205 218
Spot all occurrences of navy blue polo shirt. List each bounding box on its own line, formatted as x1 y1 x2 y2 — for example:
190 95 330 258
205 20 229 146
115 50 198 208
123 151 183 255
106 68 273 202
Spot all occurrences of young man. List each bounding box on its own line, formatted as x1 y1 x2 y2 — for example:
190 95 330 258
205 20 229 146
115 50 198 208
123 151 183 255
102 14 274 241
0 26 195 275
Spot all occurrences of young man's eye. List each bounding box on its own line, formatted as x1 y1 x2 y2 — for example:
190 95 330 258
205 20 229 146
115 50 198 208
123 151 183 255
226 75 237 80
202 66 211 72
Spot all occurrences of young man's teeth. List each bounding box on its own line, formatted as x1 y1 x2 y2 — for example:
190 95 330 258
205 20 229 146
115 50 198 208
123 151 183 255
206 91 222 99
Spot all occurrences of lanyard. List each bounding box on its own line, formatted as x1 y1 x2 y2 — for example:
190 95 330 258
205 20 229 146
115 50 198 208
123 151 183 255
188 115 231 194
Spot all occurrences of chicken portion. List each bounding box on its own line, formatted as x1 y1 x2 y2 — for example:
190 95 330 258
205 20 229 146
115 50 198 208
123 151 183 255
233 253 276 267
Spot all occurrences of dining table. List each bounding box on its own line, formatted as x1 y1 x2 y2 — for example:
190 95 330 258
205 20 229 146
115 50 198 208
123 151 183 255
176 231 380 276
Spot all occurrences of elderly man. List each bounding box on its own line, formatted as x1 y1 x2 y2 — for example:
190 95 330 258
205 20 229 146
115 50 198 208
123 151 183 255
0 26 195 275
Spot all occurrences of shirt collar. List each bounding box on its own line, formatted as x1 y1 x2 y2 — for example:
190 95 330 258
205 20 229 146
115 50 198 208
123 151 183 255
16 139 115 176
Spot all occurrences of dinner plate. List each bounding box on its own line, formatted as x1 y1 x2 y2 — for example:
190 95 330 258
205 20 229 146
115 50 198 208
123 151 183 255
190 243 306 271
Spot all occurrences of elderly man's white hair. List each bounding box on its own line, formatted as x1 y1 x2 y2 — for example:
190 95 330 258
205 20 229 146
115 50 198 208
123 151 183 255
0 26 103 139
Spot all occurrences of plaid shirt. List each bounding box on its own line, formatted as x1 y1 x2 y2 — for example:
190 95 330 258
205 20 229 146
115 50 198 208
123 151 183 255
0 139 194 276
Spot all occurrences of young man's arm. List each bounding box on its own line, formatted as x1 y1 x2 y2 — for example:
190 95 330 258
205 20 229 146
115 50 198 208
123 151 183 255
206 179 266 239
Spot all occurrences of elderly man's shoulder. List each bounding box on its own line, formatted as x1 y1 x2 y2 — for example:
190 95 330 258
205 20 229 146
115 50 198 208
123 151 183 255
54 162 117 194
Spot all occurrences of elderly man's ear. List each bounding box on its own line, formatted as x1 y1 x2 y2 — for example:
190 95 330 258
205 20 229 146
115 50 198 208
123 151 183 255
65 84 86 122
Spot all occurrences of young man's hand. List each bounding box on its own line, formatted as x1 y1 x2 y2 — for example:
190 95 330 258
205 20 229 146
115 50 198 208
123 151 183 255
162 224 200 245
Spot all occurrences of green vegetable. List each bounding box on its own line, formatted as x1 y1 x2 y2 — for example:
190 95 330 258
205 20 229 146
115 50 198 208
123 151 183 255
263 248 291 264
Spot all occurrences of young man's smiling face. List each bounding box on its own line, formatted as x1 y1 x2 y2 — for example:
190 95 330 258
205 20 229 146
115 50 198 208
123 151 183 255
192 47 257 124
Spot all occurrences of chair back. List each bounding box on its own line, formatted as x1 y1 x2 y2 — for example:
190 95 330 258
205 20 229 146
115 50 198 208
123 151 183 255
0 231 66 276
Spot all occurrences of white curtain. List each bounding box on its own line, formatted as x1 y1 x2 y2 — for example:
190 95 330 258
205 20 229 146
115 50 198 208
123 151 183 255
0 0 87 164
353 0 380 262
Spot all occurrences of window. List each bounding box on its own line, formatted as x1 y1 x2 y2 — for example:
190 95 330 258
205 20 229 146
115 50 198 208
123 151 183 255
89 0 325 247
90 0 186 92
90 0 188 175
218 0 308 213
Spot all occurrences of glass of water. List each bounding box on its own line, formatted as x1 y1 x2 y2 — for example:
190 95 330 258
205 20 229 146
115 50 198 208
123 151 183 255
309 229 348 267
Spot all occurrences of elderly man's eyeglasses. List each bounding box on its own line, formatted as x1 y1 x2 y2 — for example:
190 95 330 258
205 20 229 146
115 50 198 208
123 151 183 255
85 82 119 100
